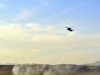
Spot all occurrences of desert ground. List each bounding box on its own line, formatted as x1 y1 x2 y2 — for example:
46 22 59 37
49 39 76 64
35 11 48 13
0 65 13 75
0 64 100 75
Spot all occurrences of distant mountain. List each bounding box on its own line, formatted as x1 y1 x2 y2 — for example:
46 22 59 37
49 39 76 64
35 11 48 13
85 61 100 66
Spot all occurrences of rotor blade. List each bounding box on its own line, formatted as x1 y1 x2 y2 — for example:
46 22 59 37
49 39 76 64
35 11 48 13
72 26 75 28
65 26 68 28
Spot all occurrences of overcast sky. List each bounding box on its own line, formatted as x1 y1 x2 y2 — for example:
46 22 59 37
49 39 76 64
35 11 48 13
0 0 100 65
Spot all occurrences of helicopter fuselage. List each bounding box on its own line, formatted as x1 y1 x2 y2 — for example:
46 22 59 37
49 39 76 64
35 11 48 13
65 26 74 32
67 27 73 32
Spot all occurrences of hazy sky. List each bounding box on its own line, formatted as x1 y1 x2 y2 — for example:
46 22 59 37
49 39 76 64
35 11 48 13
0 0 100 65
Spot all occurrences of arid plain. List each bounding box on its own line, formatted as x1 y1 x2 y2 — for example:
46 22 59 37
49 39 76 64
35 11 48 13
1 64 100 75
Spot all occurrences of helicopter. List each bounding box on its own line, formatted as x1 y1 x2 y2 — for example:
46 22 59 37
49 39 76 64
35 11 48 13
65 26 74 32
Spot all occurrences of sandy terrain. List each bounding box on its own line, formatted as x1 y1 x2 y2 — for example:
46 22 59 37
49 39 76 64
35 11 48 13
0 64 100 75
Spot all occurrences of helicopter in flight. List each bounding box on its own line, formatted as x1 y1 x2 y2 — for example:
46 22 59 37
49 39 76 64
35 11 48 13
65 26 74 32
